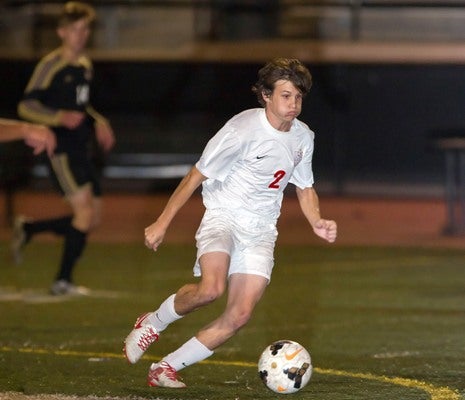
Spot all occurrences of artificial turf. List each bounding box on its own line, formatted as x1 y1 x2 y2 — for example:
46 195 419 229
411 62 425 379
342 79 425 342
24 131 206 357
1 242 464 400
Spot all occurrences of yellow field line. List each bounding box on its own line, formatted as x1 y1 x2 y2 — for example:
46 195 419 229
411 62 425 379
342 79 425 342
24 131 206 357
1 346 460 400
314 368 461 400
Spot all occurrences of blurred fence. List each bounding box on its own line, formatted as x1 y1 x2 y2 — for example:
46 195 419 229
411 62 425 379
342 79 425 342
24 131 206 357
3 0 465 54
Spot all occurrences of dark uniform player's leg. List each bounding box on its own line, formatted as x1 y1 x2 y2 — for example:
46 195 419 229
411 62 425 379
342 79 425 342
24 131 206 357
24 216 73 237
48 153 101 295
11 212 72 265
56 221 87 282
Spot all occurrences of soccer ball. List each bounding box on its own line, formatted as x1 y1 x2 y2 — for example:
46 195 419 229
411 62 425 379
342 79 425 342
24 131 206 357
258 340 312 394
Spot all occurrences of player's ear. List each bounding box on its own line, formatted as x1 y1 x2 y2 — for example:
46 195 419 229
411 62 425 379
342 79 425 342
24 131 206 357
57 27 65 39
261 90 271 104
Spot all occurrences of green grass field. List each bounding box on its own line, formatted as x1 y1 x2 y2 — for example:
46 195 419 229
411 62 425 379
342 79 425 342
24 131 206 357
1 241 464 400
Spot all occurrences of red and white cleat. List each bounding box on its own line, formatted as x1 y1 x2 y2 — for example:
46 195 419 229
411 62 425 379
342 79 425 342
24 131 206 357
147 361 186 388
123 313 159 364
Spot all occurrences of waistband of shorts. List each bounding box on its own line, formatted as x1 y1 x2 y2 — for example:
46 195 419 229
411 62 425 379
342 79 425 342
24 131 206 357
205 207 277 226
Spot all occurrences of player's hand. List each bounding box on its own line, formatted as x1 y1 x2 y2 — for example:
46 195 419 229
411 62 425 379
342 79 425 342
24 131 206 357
144 220 166 252
95 121 115 152
59 111 86 129
312 218 337 243
24 124 56 157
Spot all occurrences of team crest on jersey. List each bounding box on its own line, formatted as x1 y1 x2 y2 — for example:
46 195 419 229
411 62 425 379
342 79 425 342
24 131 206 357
294 149 303 165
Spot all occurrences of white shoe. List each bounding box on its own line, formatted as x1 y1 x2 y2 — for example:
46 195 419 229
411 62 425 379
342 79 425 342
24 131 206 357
147 361 186 388
123 313 159 364
50 280 90 296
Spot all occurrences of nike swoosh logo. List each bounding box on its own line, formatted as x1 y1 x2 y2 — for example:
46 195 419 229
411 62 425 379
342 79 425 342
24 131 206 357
256 155 267 159
285 348 303 360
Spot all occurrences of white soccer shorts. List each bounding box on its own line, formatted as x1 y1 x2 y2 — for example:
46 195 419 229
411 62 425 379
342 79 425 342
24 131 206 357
193 208 278 282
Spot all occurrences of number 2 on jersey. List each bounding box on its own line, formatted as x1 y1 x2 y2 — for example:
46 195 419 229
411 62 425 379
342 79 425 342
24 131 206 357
268 170 286 189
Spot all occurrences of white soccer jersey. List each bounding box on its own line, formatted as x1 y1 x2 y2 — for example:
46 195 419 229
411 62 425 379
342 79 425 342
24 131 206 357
196 108 315 221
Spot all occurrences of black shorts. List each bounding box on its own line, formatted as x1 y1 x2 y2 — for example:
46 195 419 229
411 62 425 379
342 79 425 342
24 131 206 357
48 152 102 197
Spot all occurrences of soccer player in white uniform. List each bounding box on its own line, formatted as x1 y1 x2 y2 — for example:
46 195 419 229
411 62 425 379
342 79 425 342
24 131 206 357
124 58 337 388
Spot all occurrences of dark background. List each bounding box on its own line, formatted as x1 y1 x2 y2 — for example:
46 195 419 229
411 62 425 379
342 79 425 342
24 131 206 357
2 60 464 193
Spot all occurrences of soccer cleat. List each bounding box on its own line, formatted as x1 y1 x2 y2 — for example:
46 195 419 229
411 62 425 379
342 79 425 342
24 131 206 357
124 313 159 364
147 361 186 388
50 279 91 296
11 215 28 264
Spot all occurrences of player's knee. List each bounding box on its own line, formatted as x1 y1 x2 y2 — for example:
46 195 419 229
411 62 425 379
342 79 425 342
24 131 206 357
198 288 222 305
230 308 253 331
73 204 94 231
88 210 101 232
197 283 225 305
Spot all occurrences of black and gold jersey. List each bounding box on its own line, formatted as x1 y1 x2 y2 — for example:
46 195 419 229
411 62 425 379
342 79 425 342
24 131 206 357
18 49 102 154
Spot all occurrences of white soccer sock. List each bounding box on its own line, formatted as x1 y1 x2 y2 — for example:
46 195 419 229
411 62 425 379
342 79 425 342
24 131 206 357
147 294 182 332
162 336 214 371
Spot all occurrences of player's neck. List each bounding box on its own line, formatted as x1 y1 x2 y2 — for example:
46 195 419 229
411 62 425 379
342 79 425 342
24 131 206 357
265 110 292 133
60 46 84 63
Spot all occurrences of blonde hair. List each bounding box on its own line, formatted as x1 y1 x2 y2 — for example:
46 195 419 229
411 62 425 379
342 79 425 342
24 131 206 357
58 2 96 27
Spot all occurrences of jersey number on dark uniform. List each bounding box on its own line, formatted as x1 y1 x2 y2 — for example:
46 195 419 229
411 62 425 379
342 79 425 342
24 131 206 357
76 84 89 105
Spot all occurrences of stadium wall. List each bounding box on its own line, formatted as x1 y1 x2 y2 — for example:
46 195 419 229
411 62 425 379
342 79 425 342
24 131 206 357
0 59 463 194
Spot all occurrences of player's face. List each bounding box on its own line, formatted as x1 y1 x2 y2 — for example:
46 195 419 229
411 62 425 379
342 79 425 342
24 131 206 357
263 80 303 132
58 18 91 56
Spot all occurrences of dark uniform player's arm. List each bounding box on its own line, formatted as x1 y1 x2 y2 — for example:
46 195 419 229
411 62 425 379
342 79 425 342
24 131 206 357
83 58 114 151
86 105 115 152
86 105 108 125
19 95 85 130
17 55 64 127
18 98 62 127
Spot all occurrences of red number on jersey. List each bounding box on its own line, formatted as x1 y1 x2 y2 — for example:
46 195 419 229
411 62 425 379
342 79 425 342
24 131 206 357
269 170 286 189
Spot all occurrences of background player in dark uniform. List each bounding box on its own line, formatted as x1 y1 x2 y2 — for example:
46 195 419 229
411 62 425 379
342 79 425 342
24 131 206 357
15 1 115 295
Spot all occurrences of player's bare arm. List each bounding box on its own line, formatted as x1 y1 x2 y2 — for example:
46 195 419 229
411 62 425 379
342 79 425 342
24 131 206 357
58 110 86 129
95 121 115 152
23 124 56 156
296 186 337 243
145 166 207 251
0 118 56 156
87 106 115 151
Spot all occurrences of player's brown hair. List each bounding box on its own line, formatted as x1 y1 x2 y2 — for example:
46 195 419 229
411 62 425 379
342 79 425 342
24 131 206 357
58 1 96 27
252 58 312 107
